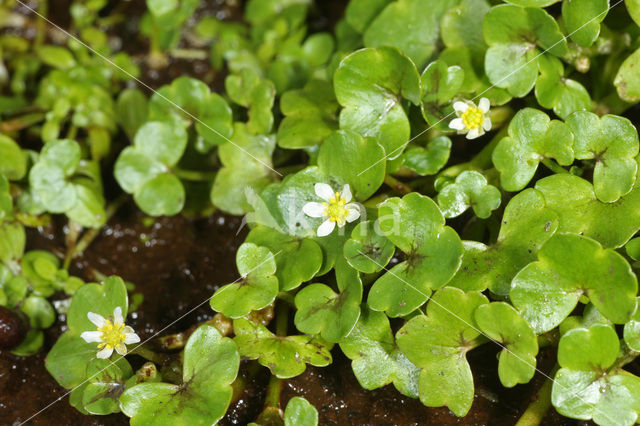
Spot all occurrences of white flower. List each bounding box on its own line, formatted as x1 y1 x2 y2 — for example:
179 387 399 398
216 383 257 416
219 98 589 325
80 306 140 359
303 183 361 237
449 97 492 139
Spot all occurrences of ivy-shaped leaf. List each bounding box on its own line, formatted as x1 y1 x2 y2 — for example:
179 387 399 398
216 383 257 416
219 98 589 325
535 55 591 120
448 189 559 295
148 76 233 151
245 226 322 292
340 307 420 398
29 139 105 227
294 259 362 343
493 108 574 191
211 123 276 215
114 121 187 216
437 170 501 219
334 46 421 160
562 0 609 47
210 243 278 318
78 358 133 415
283 397 318 426
483 4 567 97
226 68 276 135
615 47 640 103
343 221 395 274
363 0 458 67
121 325 240 425
552 325 640 426
474 302 538 387
277 79 338 149
233 317 332 379
565 111 639 203
511 233 638 334
317 129 386 200
401 136 451 176
0 134 26 180
396 287 489 417
440 0 491 64
368 193 463 317
420 60 464 126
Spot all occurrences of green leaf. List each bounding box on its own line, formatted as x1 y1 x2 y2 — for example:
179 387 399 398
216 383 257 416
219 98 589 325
440 0 490 63
210 243 278 318
396 287 489 417
334 46 421 160
116 88 149 141
225 68 276 135
345 0 392 33
317 130 386 200
448 189 559 294
401 136 451 176
510 233 638 334
534 171 640 247
493 108 574 191
420 60 464 125
368 193 463 316
245 226 322 291
474 302 538 387
233 318 332 379
624 297 640 351
343 221 395 274
134 121 188 167
133 173 185 217
277 79 338 149
36 45 76 70
552 325 640 426
21 296 55 329
535 55 591 119
483 5 567 97
626 0 640 26
363 0 458 67
121 325 239 425
284 397 318 426
211 123 276 215
0 223 26 266
0 135 26 180
616 47 640 103
45 332 97 388
437 171 501 219
294 260 362 343
82 358 133 415
562 0 609 47
565 112 639 202
340 307 420 398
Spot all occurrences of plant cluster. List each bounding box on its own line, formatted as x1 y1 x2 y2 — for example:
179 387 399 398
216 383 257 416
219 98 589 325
3 0 640 424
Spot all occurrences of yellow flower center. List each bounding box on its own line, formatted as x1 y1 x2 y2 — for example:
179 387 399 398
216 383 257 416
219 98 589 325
461 106 484 130
323 192 348 224
98 319 126 349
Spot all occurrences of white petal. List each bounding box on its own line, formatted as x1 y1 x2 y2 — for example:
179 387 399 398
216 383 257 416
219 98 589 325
483 116 492 131
303 202 326 218
115 343 128 356
96 346 113 359
113 306 124 325
453 101 469 114
467 128 481 139
345 204 361 223
124 331 141 345
87 312 106 328
314 183 334 201
449 118 465 131
317 219 336 237
478 97 490 113
80 331 103 343
341 184 352 203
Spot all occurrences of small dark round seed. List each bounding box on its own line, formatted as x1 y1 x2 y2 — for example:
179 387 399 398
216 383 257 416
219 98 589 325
0 306 26 349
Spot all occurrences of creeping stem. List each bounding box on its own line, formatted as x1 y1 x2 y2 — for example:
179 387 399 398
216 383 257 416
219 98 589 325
515 365 558 426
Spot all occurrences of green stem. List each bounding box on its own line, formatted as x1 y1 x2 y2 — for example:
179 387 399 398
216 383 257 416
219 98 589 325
171 48 208 60
263 302 289 410
384 174 412 195
129 344 170 365
35 0 48 46
0 112 46 133
63 193 129 269
541 159 568 175
66 124 78 141
173 168 217 182
515 365 558 426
